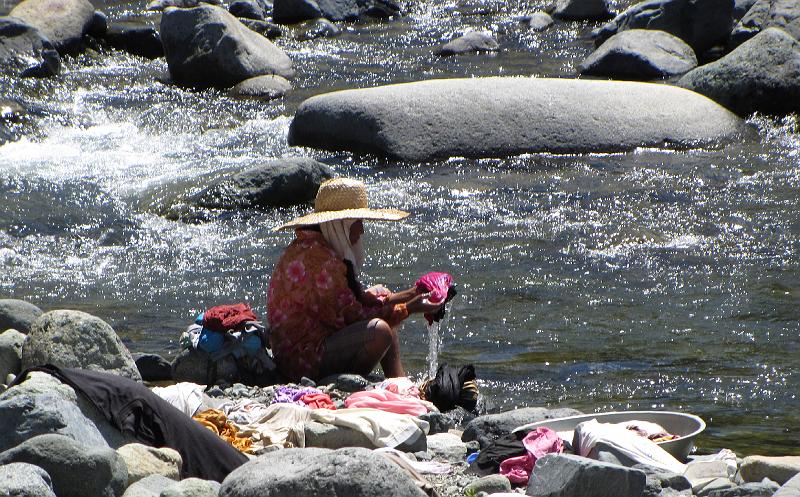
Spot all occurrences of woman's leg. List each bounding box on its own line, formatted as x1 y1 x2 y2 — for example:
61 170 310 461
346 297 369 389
318 318 405 378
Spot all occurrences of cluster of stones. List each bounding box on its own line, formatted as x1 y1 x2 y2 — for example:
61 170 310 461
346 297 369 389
2 298 800 497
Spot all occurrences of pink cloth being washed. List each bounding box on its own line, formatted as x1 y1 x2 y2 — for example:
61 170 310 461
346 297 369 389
499 427 564 485
378 377 421 399
415 272 453 304
344 389 429 417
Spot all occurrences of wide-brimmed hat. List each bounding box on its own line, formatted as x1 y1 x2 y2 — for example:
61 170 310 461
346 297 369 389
272 178 410 231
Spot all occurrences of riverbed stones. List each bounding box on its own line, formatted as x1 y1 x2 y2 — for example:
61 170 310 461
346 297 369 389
774 473 800 497
229 0 270 20
161 478 220 497
160 5 294 89
103 22 163 59
9 0 95 54
296 18 340 40
272 0 323 23
0 433 128 497
146 0 221 10
592 0 734 54
465 474 512 495
134 353 172 382
318 373 369 392
553 0 613 21
0 329 25 382
287 77 745 161
426 433 467 462
117 443 181 484
435 31 499 56
21 310 142 382
122 474 177 497
526 12 554 30
0 18 60 77
0 299 42 334
189 157 332 210
729 0 799 48
463 407 583 448
304 421 374 449
240 19 282 39
527 453 647 497
0 462 56 497
677 28 800 116
580 29 697 79
739 455 800 485
219 447 427 497
230 75 292 99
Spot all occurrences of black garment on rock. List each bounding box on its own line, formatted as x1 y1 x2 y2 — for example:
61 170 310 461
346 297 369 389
421 363 478 413
468 431 527 476
11 365 249 482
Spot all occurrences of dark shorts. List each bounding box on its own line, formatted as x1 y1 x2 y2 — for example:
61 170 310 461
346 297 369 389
317 318 383 378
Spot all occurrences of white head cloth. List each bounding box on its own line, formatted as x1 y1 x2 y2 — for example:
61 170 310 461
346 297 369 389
320 219 365 273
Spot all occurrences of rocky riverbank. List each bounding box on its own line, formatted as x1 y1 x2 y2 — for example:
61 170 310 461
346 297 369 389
2 300 800 497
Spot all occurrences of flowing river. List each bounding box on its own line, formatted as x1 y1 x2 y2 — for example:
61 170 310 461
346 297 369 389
1 0 798 456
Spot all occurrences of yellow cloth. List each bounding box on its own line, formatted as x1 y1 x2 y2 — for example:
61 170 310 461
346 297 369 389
193 408 254 454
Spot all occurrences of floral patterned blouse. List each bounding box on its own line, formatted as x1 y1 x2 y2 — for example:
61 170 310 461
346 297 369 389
267 229 409 381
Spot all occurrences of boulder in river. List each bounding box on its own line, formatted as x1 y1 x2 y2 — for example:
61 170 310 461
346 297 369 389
188 157 333 209
729 0 799 49
228 0 271 20
579 29 698 79
21 309 142 382
146 0 221 10
103 22 164 59
0 17 60 77
592 0 734 54
160 4 294 89
0 298 42 334
9 0 95 54
272 0 323 24
0 462 56 497
230 74 292 100
677 27 800 116
287 77 747 162
0 433 129 497
525 12 554 31
295 18 340 41
274 0 399 23
219 447 427 497
435 31 499 56
553 0 613 21
239 19 283 39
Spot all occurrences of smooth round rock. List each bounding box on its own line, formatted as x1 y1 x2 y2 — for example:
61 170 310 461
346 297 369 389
9 0 95 54
0 299 42 334
161 478 221 497
121 474 177 497
435 31 499 56
117 443 182 484
21 309 142 382
580 29 697 79
740 455 800 485
464 474 512 495
288 77 747 161
230 75 292 100
0 462 56 497
272 0 322 24
462 407 583 448
527 12 554 31
103 22 163 59
553 0 613 21
0 329 26 382
730 0 799 48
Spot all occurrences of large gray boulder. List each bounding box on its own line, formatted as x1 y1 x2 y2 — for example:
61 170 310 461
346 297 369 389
272 0 322 23
160 5 294 89
0 371 134 452
122 474 177 497
592 0 734 53
117 443 181 484
729 0 799 47
0 298 42 334
0 462 56 497
9 0 95 54
0 328 25 383
435 31 499 56
526 453 647 497
0 18 60 77
315 0 400 20
553 0 613 21
161 478 221 497
219 447 426 497
462 407 582 448
21 310 141 381
774 473 800 497
580 29 697 79
677 27 800 116
288 77 746 161
103 22 163 59
0 433 128 497
188 157 333 210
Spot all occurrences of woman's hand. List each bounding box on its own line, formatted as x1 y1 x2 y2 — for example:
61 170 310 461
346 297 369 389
385 285 425 305
406 293 444 314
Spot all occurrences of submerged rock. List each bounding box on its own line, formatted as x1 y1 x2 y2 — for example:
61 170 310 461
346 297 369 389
288 77 746 161
219 447 427 497
9 0 95 54
553 0 613 21
0 433 128 497
274 0 399 23
21 309 142 382
230 74 292 99
579 29 697 79
678 28 800 116
729 0 799 48
0 17 60 77
188 157 332 209
592 0 734 53
103 22 164 59
435 31 499 56
160 4 294 89
526 12 554 31
0 298 42 334
295 18 340 40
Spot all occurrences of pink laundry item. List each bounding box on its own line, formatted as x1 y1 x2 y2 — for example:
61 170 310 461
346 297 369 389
415 272 453 304
300 392 336 410
344 389 429 416
378 377 421 399
499 427 564 485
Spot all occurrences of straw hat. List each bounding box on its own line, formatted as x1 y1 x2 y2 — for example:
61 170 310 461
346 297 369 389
273 178 410 231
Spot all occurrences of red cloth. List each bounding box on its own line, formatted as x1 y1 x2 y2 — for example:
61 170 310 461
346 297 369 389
204 303 258 332
300 393 336 410
499 427 564 485
415 272 453 304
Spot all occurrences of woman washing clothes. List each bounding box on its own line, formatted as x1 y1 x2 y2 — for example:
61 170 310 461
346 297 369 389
268 178 443 383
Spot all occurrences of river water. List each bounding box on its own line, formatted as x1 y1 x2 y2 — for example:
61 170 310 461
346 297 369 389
1 0 798 456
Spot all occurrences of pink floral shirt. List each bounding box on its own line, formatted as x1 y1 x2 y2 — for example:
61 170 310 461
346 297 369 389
267 229 408 381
